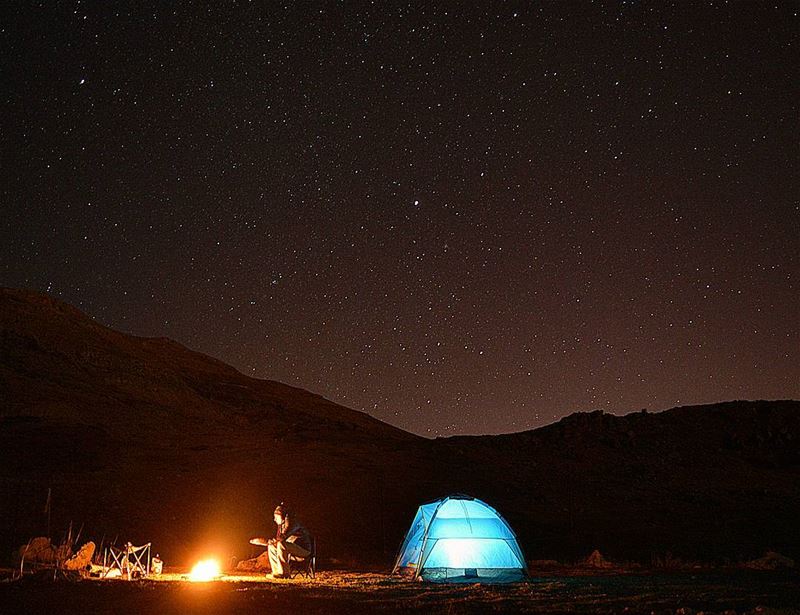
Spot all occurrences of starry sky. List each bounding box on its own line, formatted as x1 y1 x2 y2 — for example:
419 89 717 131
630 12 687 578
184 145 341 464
2 2 798 436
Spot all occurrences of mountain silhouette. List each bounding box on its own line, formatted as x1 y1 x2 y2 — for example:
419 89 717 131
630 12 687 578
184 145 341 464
1 288 798 566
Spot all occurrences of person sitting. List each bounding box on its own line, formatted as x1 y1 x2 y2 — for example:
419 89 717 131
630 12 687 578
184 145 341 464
251 503 311 579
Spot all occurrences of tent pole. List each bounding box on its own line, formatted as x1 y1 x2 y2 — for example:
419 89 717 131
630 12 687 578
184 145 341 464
415 497 448 580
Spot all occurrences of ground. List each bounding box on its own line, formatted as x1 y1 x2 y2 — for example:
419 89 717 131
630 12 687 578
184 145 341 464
1 570 799 614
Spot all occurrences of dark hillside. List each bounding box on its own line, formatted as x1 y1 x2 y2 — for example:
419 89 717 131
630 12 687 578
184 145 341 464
2 288 798 566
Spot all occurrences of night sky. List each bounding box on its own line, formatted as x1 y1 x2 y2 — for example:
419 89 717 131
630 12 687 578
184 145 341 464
3 3 798 436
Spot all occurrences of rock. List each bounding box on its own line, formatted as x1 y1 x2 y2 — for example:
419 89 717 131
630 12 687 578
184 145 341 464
17 537 75 565
745 551 795 570
236 551 271 571
583 549 613 568
63 541 95 570
18 537 56 563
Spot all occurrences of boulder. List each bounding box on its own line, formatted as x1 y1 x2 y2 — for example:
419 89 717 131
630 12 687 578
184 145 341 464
63 541 95 570
17 537 76 565
18 537 56 563
236 551 271 572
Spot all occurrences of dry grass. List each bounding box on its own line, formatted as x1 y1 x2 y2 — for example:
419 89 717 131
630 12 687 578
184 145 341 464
1 569 799 614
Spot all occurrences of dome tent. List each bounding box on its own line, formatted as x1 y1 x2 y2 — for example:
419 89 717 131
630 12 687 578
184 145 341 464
392 494 527 583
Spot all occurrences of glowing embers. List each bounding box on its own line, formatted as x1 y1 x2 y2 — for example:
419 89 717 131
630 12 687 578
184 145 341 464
189 559 221 582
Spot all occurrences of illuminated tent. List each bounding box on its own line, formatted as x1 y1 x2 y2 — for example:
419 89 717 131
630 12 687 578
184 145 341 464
392 494 527 583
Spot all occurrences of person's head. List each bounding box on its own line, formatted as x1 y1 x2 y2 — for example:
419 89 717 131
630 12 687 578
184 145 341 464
273 504 288 526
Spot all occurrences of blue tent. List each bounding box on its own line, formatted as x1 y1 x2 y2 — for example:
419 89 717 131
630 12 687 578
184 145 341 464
392 494 527 583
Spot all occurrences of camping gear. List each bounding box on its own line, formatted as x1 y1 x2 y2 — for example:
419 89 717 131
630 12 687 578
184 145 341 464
151 554 163 575
393 494 527 583
288 536 316 579
104 542 151 579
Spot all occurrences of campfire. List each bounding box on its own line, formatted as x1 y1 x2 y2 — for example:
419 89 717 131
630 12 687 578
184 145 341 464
189 559 221 582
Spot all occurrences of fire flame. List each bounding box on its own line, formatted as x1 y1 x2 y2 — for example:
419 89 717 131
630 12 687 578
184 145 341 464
189 559 221 582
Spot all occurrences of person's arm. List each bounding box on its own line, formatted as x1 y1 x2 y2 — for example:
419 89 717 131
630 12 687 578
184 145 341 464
285 524 311 550
283 523 301 542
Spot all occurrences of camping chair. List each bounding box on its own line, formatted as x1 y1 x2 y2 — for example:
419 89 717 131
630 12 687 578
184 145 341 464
105 542 151 580
288 536 316 579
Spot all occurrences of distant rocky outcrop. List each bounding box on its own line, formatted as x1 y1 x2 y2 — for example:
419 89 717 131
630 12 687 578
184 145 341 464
744 551 795 570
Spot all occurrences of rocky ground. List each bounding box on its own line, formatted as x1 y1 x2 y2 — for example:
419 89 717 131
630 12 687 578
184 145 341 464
1 569 799 614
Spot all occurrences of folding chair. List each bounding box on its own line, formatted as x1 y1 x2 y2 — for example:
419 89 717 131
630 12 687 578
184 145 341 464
105 542 151 579
288 536 316 579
